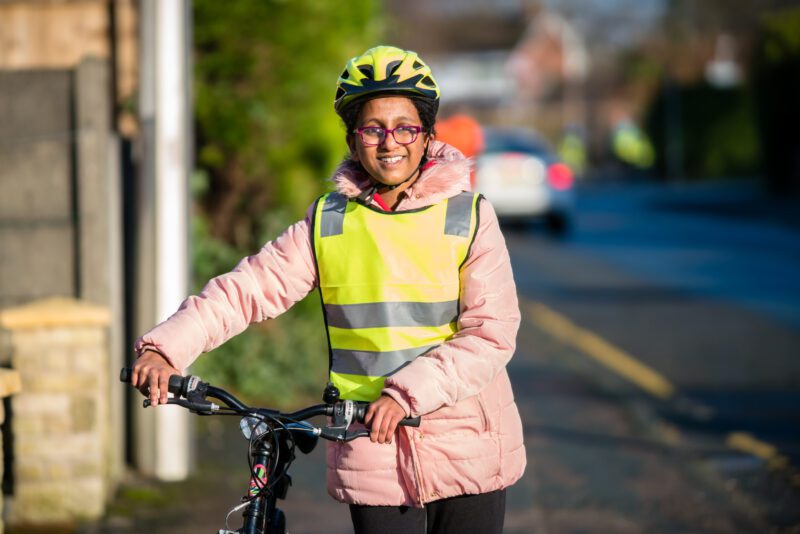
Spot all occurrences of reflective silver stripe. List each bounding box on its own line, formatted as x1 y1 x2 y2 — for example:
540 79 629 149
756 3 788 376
325 300 458 329
319 193 348 237
444 192 474 237
331 345 437 377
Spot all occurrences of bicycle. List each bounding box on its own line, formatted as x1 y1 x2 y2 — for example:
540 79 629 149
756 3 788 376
120 368 420 534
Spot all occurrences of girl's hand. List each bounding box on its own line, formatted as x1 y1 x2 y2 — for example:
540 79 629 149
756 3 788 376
131 350 179 407
364 395 407 444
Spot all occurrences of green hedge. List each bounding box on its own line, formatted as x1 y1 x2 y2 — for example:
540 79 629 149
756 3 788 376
188 0 383 406
646 82 761 180
752 6 800 195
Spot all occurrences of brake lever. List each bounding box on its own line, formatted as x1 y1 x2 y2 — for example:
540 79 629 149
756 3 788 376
344 429 370 441
319 427 370 442
143 398 220 414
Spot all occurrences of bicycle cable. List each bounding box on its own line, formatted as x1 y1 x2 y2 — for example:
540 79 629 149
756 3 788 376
246 412 279 497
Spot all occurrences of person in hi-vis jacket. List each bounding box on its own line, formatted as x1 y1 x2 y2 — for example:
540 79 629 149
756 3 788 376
131 45 525 534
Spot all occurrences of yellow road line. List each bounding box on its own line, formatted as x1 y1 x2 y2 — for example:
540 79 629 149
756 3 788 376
521 299 799 483
726 432 790 470
522 299 676 399
727 432 800 487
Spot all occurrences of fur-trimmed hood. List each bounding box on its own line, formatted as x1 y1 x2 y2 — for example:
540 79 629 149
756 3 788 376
330 140 472 208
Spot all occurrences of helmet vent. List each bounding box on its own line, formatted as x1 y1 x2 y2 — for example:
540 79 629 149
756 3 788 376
357 65 374 78
340 69 350 80
413 60 423 69
386 60 402 77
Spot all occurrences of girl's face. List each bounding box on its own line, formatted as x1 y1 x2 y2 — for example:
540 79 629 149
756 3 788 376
348 96 430 187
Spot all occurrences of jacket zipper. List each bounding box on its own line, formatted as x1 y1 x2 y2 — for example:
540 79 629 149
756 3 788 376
409 430 428 505
476 393 490 433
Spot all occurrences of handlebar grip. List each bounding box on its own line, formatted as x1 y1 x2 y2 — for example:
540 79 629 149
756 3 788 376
352 402 421 427
398 417 421 428
167 374 185 394
120 368 186 395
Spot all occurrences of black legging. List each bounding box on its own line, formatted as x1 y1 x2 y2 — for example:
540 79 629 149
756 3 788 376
349 489 506 534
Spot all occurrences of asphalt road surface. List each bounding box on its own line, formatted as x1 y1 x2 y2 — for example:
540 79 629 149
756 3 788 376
84 180 800 534
503 181 800 533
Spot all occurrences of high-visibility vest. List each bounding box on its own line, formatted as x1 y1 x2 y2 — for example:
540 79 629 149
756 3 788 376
312 191 480 401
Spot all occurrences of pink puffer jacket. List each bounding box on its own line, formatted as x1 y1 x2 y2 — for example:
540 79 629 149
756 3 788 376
135 141 526 507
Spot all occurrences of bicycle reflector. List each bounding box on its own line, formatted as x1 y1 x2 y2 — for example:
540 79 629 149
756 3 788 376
239 416 269 440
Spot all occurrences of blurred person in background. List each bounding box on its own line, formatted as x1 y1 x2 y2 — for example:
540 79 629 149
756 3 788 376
129 45 525 534
558 123 588 178
609 104 655 172
611 119 655 171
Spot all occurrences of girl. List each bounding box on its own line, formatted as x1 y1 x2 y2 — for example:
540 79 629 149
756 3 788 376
131 45 525 534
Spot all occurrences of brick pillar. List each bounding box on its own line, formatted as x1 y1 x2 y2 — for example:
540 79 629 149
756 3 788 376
0 298 111 527
0 370 22 534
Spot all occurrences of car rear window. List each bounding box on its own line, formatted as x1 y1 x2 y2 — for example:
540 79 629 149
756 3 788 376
483 130 553 159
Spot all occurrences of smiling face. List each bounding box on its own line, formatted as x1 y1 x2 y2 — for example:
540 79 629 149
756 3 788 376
347 96 431 188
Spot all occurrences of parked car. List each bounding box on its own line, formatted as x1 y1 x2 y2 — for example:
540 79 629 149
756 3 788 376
475 127 575 235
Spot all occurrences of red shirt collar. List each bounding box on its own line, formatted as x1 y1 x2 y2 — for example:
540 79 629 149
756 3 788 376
372 192 391 211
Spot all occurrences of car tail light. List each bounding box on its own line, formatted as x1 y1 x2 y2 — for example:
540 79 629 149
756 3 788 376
547 162 573 190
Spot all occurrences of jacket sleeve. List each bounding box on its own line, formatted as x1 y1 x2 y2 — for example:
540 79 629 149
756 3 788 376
134 211 319 373
382 198 521 416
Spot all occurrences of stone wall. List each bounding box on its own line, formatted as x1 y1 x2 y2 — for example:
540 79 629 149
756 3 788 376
0 0 140 135
0 56 127 498
0 67 76 306
0 298 112 527
0 370 22 534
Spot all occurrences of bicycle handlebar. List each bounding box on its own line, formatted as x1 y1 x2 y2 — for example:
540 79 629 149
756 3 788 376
121 367 422 532
119 368 420 441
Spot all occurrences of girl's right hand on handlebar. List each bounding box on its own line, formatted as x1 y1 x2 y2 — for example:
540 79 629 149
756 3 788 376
364 395 407 445
131 351 179 407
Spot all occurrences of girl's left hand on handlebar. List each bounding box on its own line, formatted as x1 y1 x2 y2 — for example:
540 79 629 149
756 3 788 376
364 395 407 444
131 351 178 407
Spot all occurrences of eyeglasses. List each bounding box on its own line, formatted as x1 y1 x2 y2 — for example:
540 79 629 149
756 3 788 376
352 125 423 146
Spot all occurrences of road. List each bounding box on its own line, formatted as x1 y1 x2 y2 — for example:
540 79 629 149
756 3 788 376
84 180 800 533
503 180 800 532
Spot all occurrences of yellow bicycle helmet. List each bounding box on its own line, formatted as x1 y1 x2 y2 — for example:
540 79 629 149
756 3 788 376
334 45 440 115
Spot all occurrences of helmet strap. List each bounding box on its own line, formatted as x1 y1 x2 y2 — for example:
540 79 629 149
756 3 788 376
356 183 380 205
